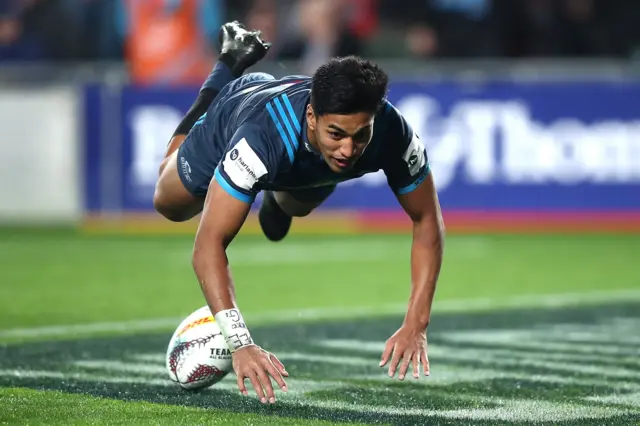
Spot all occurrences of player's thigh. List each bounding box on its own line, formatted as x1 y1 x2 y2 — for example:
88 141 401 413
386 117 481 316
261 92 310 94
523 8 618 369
154 150 205 222
274 185 336 217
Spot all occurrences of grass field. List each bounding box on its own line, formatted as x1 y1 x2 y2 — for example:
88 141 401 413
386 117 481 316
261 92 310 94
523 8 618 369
0 229 639 424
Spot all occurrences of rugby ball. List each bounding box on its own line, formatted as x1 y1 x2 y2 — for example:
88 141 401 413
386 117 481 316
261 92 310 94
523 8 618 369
166 306 233 390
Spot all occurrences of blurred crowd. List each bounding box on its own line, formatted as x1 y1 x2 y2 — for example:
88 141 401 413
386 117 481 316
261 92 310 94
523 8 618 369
2 0 640 84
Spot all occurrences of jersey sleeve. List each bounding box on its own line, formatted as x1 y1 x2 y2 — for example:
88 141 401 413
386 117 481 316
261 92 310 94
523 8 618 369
214 123 286 203
381 103 430 195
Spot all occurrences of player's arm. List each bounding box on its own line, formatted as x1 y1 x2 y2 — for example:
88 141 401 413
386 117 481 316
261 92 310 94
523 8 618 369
379 170 444 380
379 106 444 380
397 171 444 334
191 125 288 403
192 178 250 323
192 126 274 324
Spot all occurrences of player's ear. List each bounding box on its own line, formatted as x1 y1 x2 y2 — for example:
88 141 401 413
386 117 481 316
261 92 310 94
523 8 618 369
306 104 316 132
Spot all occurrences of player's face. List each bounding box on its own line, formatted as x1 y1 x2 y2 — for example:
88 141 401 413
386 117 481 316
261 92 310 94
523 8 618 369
307 107 375 173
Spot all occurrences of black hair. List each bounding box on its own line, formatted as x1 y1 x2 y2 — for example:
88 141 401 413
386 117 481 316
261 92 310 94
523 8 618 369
311 56 389 116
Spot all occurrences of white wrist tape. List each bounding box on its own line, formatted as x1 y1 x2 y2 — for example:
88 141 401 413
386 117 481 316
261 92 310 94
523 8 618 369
214 308 254 352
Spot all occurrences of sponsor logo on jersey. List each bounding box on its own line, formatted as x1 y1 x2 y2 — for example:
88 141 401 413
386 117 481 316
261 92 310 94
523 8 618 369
235 156 259 181
402 133 426 176
222 138 268 190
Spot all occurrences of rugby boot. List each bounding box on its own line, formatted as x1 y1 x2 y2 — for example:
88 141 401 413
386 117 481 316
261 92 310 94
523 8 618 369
259 191 293 242
218 21 272 76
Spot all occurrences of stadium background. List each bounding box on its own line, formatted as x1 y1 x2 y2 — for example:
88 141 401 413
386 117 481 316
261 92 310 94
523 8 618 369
1 0 639 233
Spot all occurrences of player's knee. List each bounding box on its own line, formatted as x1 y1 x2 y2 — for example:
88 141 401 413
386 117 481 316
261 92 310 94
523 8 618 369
287 206 314 217
153 190 189 222
274 189 332 218
273 193 314 217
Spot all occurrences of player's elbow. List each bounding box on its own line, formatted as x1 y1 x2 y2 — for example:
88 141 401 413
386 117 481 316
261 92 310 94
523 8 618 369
414 213 445 246
191 237 208 272
191 245 204 273
191 234 228 273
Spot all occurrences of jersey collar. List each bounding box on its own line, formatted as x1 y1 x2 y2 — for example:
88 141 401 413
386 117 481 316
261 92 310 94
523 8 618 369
301 102 321 156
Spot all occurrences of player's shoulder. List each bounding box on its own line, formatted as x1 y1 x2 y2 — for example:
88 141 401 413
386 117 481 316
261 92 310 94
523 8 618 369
375 99 405 125
240 77 311 165
373 100 429 191
372 100 413 146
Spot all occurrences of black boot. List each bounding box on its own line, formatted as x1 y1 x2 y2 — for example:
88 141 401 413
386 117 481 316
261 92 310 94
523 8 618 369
218 21 272 77
259 192 292 242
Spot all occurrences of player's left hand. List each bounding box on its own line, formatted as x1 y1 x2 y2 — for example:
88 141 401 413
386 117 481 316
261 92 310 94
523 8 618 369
379 323 429 380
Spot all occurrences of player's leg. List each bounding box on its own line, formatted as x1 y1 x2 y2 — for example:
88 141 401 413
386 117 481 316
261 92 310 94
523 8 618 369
154 146 204 222
164 21 262 160
154 22 271 222
155 70 277 222
154 57 234 222
259 186 336 241
153 57 234 221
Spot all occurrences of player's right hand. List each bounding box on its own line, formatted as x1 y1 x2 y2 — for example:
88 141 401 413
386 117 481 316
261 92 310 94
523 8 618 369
232 345 288 404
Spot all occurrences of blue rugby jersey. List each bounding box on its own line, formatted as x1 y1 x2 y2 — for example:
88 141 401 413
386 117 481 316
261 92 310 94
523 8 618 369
189 75 430 203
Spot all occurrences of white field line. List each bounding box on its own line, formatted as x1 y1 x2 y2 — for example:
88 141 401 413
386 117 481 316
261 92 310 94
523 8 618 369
584 392 640 406
73 360 167 375
319 340 640 365
1 288 640 341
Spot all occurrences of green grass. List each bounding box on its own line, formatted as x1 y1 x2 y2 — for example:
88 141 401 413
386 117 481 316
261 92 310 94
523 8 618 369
0 387 359 425
0 231 638 329
0 230 639 425
1 300 638 425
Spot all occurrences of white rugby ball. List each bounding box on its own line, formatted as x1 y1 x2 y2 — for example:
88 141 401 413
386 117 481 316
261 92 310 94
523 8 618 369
166 306 233 390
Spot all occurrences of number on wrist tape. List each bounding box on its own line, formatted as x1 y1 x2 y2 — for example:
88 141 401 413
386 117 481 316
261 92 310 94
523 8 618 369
214 308 254 351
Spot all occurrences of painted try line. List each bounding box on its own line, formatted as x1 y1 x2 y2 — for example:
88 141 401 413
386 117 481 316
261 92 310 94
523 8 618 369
1 288 640 341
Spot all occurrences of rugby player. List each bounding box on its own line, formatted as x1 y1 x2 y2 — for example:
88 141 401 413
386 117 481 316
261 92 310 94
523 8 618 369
154 22 444 404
